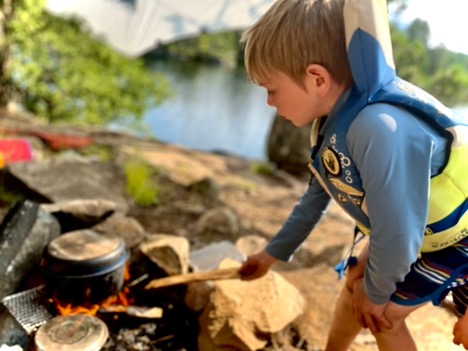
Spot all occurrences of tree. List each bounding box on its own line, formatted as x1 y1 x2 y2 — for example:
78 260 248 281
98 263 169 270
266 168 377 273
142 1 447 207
407 19 430 45
0 0 17 107
3 0 171 126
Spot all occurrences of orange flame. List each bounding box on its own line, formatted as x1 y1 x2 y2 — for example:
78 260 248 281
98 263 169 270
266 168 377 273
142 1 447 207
54 287 134 316
54 264 135 316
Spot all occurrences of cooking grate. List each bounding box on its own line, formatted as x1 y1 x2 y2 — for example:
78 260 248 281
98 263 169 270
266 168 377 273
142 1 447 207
1 285 54 334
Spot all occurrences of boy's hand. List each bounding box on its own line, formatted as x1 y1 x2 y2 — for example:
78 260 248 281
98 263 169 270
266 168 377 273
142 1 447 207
453 312 468 349
351 278 392 333
239 249 277 281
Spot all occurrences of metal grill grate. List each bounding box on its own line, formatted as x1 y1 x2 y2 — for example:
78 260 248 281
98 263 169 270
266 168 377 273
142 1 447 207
2 285 54 334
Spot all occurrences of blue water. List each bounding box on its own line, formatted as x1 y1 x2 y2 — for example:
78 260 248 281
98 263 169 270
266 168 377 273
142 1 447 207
144 60 468 161
143 60 275 161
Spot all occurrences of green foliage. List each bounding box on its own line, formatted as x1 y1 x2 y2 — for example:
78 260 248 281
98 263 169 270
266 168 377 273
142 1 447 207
8 0 171 126
123 158 161 206
390 22 468 106
407 19 430 45
77 144 115 161
250 162 275 176
156 31 242 67
155 17 468 107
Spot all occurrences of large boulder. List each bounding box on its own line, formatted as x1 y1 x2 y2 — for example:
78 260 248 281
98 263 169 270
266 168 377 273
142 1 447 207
198 260 305 351
267 115 311 175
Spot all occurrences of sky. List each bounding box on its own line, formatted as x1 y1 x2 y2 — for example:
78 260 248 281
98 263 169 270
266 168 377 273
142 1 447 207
45 0 468 57
392 0 468 55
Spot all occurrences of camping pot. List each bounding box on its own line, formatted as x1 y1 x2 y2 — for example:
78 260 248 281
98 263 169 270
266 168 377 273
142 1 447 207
41 229 129 305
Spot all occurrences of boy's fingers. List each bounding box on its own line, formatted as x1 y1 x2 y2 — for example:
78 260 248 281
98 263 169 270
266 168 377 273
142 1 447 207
365 315 379 333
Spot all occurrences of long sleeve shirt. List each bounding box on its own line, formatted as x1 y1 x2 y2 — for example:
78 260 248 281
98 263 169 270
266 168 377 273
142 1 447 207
265 101 449 304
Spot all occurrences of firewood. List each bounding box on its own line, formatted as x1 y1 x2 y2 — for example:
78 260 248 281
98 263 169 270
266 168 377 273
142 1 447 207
145 267 241 290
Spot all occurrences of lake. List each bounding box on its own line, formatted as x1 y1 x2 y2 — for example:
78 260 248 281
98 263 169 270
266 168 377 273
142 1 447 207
143 60 275 161
144 60 468 161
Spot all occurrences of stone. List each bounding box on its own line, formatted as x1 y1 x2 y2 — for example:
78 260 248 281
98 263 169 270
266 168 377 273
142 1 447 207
267 115 311 175
92 213 146 249
139 234 190 275
123 147 213 187
41 199 123 222
235 235 268 256
198 259 305 351
194 207 240 245
189 241 244 271
0 200 60 300
7 157 128 209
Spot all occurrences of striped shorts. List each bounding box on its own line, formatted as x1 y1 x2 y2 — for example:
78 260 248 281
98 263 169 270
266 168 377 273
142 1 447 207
390 236 468 313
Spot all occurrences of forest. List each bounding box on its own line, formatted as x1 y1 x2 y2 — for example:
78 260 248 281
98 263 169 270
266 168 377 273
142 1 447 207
1 0 467 127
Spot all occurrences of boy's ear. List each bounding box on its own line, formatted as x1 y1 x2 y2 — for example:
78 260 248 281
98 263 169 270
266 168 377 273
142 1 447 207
305 64 332 97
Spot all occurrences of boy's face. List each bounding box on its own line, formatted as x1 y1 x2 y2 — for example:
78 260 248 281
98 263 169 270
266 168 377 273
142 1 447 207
259 69 328 127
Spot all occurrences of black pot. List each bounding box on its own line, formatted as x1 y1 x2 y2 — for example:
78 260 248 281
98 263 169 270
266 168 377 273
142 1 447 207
41 229 129 305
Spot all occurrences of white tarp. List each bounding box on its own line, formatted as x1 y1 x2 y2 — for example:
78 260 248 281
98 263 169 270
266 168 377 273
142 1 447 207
45 0 274 58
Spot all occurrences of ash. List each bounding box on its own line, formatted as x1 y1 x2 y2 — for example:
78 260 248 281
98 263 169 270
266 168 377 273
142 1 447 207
99 288 199 351
102 322 191 351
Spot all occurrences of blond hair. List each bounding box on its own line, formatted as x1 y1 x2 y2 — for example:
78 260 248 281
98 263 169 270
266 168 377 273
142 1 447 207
241 0 352 88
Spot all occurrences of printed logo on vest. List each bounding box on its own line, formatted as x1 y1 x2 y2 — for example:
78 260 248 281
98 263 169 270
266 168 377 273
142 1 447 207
322 147 342 177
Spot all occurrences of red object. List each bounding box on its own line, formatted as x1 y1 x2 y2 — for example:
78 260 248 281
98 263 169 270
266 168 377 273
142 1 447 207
0 139 33 167
29 130 94 150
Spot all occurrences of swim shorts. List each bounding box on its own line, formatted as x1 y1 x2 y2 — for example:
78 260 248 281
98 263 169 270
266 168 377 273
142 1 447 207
390 236 468 310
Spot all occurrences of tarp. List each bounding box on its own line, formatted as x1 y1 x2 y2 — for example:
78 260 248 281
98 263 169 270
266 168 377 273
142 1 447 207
45 0 274 58
0 139 33 168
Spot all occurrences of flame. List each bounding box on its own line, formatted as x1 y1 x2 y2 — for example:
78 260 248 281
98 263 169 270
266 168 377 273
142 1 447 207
54 264 135 316
54 287 135 316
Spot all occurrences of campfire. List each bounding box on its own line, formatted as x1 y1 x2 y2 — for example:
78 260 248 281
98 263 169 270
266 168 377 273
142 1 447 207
0 202 201 351
2 251 200 351
0 199 305 351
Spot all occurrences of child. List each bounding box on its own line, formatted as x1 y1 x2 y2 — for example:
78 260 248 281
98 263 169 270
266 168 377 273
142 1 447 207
237 0 468 350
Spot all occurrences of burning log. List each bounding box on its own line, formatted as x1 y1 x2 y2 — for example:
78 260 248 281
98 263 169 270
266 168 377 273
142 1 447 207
98 305 163 319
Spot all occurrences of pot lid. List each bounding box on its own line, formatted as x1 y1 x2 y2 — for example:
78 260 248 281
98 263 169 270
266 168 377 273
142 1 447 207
34 314 108 351
42 229 128 277
48 229 121 261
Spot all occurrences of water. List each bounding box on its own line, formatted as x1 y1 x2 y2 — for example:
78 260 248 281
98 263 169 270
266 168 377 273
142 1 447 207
143 60 468 161
143 60 275 161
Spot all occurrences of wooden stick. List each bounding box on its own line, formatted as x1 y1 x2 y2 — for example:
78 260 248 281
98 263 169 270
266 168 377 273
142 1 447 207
145 267 241 290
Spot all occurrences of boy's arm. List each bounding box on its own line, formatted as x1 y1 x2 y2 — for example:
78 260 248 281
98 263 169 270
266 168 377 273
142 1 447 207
265 176 330 261
239 177 330 280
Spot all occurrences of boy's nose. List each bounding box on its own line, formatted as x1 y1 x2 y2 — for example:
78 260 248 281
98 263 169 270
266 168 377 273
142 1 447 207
266 96 275 107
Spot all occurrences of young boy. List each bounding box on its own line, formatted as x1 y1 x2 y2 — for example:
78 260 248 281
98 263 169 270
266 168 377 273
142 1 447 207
237 0 468 350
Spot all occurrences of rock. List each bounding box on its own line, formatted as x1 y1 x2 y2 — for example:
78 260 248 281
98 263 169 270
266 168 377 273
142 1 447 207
0 200 60 300
42 199 122 221
184 281 215 312
189 241 244 271
41 199 123 233
194 207 240 245
267 115 311 175
140 234 190 275
188 178 221 202
7 156 128 208
198 259 305 351
235 235 268 256
123 147 214 187
92 213 146 249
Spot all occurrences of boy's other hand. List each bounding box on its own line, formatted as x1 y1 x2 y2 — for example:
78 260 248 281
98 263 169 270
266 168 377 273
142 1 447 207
352 278 392 333
239 249 277 281
453 312 468 349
